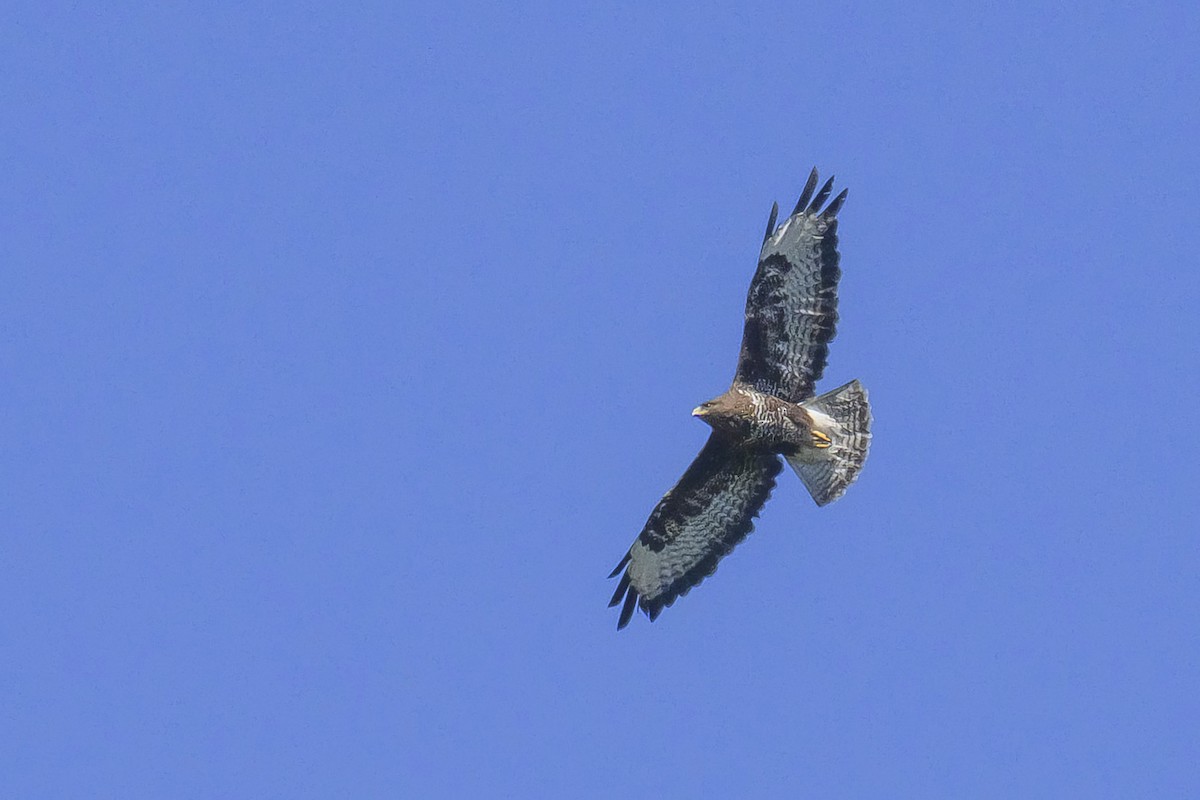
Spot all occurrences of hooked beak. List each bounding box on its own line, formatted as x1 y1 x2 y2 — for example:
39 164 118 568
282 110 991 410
692 405 707 417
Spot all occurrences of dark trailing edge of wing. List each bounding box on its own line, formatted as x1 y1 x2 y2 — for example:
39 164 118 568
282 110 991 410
607 556 640 629
807 176 835 213
607 554 638 629
786 168 849 222
824 187 848 218
769 169 848 243
606 552 630 579
763 202 779 244
792 168 820 216
607 570 631 605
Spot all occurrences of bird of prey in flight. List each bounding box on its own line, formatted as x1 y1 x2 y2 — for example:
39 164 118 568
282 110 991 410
608 169 871 630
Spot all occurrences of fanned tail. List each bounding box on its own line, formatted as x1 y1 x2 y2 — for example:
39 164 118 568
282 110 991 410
787 380 871 506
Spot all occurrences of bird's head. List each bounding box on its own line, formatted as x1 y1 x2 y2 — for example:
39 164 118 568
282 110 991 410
692 393 740 431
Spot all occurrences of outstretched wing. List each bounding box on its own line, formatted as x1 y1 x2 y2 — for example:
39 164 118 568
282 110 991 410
734 168 847 402
607 435 782 629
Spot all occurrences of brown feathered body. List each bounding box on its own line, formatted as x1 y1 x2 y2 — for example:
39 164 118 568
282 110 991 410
694 385 827 455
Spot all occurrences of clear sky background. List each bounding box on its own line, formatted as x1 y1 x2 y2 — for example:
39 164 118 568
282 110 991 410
4 3 1199 797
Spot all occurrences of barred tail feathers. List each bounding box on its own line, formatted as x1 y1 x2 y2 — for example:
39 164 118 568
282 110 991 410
787 380 871 506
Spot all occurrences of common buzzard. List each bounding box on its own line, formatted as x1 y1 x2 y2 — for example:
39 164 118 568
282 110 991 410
607 169 872 630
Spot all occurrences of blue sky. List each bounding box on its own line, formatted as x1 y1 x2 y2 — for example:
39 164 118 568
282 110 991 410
4 2 1199 796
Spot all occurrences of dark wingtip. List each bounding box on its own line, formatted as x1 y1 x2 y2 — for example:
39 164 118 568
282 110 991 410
607 552 631 579
793 168 820 215
807 176 835 212
607 571 631 608
617 588 638 630
763 201 779 244
823 187 848 218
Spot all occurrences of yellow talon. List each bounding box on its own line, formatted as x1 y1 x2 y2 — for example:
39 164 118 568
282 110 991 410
812 431 832 448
